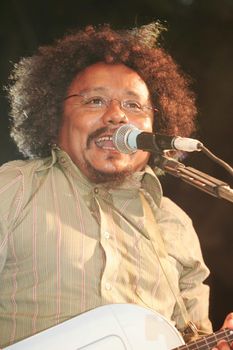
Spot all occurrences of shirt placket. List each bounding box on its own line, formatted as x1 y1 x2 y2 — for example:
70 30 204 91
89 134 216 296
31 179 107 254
91 187 120 301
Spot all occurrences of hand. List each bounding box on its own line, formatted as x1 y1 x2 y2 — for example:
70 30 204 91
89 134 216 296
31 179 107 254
212 313 233 350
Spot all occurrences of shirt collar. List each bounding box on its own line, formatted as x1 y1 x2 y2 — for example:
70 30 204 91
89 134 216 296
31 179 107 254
141 166 163 207
34 148 58 171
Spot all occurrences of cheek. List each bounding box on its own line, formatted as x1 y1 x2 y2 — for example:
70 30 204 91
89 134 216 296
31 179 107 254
131 116 154 132
59 115 86 151
62 112 94 141
144 118 153 131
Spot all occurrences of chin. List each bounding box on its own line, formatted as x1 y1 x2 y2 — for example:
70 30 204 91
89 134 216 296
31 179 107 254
84 159 134 184
90 156 131 173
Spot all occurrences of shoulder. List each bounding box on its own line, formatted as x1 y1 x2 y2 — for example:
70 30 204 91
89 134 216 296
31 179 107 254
0 157 53 183
0 159 30 189
159 196 192 227
0 156 56 197
0 158 52 226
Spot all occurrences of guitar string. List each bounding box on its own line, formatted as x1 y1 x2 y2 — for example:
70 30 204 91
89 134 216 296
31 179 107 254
177 329 232 349
176 328 233 350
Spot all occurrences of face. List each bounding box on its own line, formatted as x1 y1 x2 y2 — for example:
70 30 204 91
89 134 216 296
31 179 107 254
59 62 154 183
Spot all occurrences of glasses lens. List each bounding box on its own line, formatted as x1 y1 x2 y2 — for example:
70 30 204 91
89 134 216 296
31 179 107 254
122 100 142 114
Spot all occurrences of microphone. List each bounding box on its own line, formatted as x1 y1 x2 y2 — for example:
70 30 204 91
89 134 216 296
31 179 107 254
112 124 203 154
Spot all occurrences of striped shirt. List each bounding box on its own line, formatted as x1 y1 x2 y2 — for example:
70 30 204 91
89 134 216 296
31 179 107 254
0 148 212 347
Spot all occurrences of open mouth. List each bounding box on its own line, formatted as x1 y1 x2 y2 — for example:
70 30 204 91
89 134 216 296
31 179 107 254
95 135 117 151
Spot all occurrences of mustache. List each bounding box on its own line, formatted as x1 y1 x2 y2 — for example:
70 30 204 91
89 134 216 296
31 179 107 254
87 126 116 148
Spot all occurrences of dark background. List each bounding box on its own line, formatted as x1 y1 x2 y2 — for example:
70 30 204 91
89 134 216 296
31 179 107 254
1 0 232 331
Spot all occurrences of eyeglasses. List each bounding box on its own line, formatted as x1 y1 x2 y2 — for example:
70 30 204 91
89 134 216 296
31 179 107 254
64 94 158 116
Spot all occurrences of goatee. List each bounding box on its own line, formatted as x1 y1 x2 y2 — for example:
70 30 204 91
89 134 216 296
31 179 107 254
84 158 134 188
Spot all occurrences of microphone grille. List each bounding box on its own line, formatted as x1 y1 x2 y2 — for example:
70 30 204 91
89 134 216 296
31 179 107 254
112 124 137 154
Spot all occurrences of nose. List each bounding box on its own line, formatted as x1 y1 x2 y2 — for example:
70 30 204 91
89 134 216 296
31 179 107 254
102 100 128 126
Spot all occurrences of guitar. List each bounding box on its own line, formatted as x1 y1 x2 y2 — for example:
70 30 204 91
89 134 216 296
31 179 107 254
4 304 233 350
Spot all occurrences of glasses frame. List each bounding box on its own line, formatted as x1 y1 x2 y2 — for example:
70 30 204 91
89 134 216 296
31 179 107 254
64 93 158 115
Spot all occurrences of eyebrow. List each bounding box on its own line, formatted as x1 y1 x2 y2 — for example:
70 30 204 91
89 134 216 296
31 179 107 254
78 87 106 95
77 87 142 99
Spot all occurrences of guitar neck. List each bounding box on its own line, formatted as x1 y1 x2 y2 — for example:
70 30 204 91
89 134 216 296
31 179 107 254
177 328 233 350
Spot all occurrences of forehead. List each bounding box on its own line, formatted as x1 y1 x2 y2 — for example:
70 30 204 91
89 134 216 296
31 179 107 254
67 62 151 100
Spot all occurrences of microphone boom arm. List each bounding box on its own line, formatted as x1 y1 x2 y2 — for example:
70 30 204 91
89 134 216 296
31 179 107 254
158 156 233 203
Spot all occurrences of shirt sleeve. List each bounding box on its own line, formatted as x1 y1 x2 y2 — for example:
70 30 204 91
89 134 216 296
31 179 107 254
0 212 8 274
157 196 213 335
0 162 24 274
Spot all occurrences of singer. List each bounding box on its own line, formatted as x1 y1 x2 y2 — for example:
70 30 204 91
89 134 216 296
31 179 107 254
0 24 232 349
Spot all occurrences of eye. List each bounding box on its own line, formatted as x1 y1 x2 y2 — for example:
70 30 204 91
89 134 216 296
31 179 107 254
123 100 142 111
83 96 106 107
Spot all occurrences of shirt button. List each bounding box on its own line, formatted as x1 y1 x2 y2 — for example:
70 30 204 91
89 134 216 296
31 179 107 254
104 231 110 239
94 187 99 194
60 157 66 164
105 282 112 290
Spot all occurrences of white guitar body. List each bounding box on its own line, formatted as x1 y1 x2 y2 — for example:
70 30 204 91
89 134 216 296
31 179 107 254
4 304 185 350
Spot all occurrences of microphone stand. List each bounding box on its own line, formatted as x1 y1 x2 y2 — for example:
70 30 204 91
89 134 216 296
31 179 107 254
157 156 233 204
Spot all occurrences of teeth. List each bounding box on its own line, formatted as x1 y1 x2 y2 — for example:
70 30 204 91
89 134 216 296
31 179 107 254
101 146 116 150
95 135 117 150
96 135 113 142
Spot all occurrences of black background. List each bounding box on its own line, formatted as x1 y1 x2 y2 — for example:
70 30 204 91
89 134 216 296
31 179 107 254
1 0 233 330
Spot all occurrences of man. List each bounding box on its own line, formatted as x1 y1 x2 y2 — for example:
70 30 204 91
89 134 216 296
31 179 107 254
0 23 232 349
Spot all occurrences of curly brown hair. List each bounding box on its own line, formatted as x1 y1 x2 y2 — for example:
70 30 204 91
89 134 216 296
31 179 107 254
7 23 197 158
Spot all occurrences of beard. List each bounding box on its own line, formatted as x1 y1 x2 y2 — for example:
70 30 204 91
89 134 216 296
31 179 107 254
83 156 135 188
